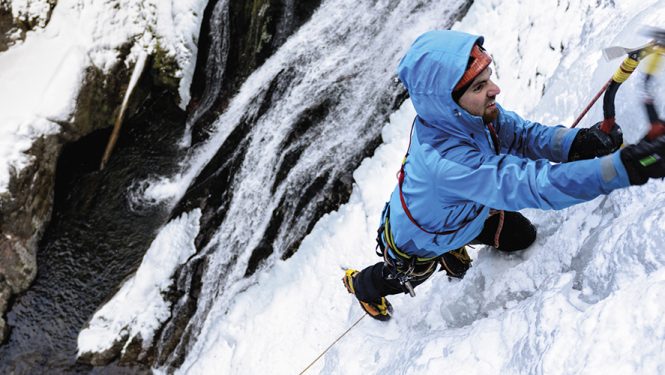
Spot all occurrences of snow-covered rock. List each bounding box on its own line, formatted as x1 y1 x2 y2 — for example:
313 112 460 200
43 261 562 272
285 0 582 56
0 0 207 343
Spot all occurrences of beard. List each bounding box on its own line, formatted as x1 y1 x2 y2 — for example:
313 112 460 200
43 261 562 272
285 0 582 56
482 105 499 123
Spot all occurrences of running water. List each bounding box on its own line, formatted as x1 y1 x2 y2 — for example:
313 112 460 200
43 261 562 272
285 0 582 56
155 1 478 368
274 0 296 47
78 0 475 368
77 0 665 373
181 0 229 148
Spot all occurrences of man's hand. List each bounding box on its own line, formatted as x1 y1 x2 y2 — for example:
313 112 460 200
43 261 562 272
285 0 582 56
569 122 623 161
620 135 665 185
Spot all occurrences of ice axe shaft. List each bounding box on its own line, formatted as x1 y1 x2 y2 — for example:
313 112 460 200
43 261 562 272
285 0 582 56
571 79 610 128
572 33 660 133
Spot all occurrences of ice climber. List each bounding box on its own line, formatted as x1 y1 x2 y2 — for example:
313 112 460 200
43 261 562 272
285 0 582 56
343 30 665 321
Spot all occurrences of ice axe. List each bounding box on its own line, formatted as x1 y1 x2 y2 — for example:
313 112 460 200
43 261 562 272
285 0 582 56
601 40 657 61
571 31 661 131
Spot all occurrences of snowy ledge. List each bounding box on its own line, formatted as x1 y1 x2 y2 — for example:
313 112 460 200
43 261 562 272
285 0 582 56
0 0 208 195
0 0 208 344
77 209 201 365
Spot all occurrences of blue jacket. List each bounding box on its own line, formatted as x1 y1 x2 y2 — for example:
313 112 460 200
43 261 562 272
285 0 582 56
385 30 631 259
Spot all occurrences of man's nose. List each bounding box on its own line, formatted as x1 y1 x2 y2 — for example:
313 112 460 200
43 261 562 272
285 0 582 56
488 80 501 96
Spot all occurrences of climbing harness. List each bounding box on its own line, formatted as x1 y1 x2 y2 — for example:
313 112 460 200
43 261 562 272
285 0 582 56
396 118 475 236
375 207 439 297
381 115 506 296
396 117 503 236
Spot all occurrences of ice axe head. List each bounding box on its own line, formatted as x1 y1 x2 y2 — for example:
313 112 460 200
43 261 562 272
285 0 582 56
602 46 631 61
602 40 660 61
601 27 665 61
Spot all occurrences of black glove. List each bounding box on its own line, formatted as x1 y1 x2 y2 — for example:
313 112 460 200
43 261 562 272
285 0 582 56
568 121 623 161
620 135 665 185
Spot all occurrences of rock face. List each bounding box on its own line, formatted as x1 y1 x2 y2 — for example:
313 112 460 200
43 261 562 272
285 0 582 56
0 62 133 344
0 0 57 52
0 0 63 343
0 0 320 354
75 0 322 368
0 0 201 345
0 137 56 342
188 0 320 127
1 1 58 338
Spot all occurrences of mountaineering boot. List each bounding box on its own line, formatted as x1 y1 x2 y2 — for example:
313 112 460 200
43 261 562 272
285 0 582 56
342 269 393 321
439 246 472 279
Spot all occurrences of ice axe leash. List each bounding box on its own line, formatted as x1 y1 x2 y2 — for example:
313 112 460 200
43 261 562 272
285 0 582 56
571 38 659 130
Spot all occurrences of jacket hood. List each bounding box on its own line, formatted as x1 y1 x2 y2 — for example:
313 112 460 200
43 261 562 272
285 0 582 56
397 30 487 133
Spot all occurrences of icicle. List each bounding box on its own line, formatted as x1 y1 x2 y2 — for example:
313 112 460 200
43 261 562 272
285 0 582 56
100 50 149 170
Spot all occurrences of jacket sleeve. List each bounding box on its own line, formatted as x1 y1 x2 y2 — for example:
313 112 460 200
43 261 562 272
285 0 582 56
495 106 580 163
435 147 630 211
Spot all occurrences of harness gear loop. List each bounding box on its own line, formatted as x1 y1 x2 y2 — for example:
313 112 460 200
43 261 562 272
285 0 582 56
375 207 438 297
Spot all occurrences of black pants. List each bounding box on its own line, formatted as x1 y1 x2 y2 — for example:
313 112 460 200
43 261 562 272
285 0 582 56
352 211 537 303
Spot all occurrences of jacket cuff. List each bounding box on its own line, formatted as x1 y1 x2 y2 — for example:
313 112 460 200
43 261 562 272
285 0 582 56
600 151 631 190
560 127 581 161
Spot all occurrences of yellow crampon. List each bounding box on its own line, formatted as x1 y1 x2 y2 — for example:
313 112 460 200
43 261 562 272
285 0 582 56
342 269 393 321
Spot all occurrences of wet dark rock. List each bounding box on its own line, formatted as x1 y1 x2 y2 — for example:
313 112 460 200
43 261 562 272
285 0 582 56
0 2 64 330
188 0 321 144
3 0 324 369
0 5 12 52
1 88 184 373
0 283 9 343
0 53 135 344
140 0 326 369
0 135 59 344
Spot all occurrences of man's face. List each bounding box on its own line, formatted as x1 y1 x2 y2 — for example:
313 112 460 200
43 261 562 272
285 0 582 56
457 67 501 123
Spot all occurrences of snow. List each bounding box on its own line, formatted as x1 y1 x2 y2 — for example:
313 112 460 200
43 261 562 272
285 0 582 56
165 1 665 374
0 5 85 192
77 209 201 356
9 0 52 28
152 0 209 108
38 0 665 372
0 0 207 194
